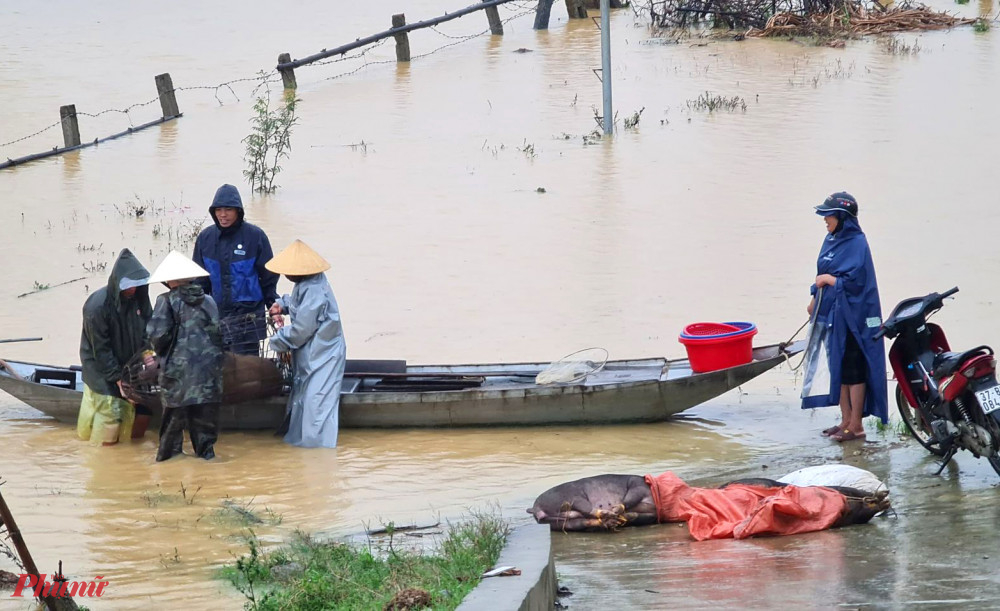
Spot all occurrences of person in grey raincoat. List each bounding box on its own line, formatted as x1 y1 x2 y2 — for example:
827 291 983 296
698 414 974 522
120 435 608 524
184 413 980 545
146 251 224 461
78 248 151 445
265 240 346 448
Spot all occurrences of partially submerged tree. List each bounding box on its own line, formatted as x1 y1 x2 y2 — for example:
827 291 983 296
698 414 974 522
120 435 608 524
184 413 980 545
243 76 300 194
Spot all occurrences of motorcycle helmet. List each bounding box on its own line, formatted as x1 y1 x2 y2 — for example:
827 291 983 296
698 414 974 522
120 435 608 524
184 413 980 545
815 191 859 217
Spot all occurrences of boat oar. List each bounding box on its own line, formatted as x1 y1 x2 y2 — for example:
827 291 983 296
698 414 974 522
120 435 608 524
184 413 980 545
0 337 43 344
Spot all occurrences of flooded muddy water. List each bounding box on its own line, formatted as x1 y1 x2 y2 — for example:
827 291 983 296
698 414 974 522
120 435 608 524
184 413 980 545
2 0 1000 608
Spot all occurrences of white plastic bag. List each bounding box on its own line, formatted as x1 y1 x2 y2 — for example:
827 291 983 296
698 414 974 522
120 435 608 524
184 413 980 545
778 464 887 495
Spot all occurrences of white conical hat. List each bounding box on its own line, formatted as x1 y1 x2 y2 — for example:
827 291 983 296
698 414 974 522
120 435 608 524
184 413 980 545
265 240 330 275
149 251 209 283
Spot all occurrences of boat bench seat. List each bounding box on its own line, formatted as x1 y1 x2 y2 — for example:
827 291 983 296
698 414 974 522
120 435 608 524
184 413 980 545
344 359 407 375
372 377 484 392
32 368 77 389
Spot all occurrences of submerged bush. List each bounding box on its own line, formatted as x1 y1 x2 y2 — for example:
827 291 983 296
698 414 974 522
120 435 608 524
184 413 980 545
243 76 300 194
686 92 748 113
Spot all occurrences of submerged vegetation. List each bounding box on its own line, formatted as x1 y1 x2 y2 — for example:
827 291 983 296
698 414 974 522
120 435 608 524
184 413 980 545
243 76 300 194
624 107 645 129
878 35 921 55
687 92 748 113
225 509 509 611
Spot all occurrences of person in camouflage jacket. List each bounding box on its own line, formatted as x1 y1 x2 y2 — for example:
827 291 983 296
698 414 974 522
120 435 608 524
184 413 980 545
146 251 224 461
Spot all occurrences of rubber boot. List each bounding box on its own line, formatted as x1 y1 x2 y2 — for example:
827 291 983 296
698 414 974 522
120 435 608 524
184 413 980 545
156 408 186 462
189 403 220 460
132 414 151 439
101 423 121 446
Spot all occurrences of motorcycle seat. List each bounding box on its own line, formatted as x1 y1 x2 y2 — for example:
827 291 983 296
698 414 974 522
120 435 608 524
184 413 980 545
933 347 992 378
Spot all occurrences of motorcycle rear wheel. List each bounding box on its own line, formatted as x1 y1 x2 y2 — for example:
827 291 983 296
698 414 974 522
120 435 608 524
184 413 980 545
896 384 946 457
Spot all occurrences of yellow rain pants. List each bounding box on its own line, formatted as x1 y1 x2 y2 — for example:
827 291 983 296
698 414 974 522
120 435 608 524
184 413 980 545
77 384 135 444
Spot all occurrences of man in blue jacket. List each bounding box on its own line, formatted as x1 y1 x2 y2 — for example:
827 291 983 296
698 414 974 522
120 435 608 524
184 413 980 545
192 184 279 354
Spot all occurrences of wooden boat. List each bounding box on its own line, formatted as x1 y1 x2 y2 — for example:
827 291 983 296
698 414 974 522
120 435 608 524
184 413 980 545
0 341 801 429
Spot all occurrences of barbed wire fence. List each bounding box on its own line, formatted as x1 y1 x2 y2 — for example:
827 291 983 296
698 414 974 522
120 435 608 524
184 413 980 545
0 1 537 167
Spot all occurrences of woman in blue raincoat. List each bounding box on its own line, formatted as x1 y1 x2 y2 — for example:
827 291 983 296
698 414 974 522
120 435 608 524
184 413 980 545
801 192 887 442
266 240 346 448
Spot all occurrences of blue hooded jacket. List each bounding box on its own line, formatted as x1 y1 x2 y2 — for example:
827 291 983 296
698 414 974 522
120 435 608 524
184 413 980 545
802 214 888 423
191 184 279 318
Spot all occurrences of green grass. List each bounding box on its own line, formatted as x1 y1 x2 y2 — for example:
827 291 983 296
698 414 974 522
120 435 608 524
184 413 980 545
868 415 910 437
224 509 509 610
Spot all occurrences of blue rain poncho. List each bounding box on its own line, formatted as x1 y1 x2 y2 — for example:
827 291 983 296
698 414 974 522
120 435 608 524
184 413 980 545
269 273 346 448
800 215 888 423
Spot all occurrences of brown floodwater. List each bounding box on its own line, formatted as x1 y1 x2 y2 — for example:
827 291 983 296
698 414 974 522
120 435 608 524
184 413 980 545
2 0 1000 608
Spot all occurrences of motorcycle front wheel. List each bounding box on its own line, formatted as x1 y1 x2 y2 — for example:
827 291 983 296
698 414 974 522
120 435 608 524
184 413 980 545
896 384 946 457
987 447 1000 477
972 400 1000 477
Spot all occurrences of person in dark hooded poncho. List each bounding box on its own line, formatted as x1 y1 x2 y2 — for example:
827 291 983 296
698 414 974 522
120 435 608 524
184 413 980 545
78 248 152 445
801 192 888 442
192 184 279 355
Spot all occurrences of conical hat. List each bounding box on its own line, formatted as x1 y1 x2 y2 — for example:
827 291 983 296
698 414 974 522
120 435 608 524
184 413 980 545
149 251 210 283
265 240 330 275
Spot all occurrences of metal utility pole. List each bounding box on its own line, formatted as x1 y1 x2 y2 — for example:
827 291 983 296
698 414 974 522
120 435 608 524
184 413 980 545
600 0 613 136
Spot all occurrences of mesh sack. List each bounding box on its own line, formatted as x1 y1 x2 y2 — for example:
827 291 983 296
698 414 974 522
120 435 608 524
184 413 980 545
535 348 609 385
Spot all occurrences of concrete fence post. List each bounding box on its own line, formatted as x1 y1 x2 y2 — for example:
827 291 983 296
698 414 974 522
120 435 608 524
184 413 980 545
392 14 411 62
277 53 297 90
484 1 504 34
154 73 180 118
565 0 588 18
534 0 556 29
59 105 81 148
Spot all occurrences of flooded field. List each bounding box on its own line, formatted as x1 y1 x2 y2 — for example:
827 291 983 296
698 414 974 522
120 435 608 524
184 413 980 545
2 0 1000 608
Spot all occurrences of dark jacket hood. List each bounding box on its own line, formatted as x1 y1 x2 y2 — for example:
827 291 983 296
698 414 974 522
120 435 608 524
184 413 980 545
178 283 206 306
107 249 150 308
209 184 246 232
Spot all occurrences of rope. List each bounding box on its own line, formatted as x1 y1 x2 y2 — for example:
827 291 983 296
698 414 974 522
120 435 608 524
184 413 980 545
784 287 822 371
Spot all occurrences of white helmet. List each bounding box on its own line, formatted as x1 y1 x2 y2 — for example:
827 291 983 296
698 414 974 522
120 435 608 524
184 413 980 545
149 251 209 284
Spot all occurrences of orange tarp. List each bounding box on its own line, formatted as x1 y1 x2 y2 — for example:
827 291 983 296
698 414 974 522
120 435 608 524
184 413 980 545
644 471 848 541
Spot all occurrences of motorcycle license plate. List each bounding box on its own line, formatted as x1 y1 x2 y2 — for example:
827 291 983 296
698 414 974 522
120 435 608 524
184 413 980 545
975 384 1000 415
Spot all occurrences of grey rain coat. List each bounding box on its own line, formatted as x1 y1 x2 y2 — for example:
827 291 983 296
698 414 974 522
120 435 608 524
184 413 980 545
269 273 346 448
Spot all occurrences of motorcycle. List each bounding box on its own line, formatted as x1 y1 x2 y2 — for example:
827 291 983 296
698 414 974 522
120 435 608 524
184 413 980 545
878 287 1000 476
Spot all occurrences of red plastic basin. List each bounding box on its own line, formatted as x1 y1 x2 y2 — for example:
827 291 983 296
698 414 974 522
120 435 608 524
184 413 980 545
678 322 758 373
